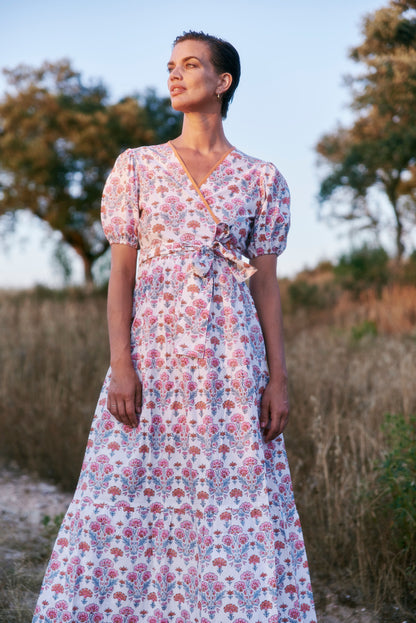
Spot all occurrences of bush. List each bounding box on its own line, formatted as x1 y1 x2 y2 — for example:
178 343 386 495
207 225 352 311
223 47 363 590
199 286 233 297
360 413 416 610
378 413 416 550
334 244 389 298
288 280 322 310
287 279 337 312
351 319 378 340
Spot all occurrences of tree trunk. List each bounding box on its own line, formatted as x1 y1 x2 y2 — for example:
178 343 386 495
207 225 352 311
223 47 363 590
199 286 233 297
386 180 405 262
72 245 94 286
390 197 405 261
81 255 94 286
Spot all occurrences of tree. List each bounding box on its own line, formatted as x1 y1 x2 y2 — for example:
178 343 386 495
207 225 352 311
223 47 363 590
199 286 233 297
316 1 416 261
0 60 182 283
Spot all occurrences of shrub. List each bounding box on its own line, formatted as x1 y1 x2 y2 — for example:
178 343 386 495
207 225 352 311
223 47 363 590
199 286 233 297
287 279 337 312
351 319 378 340
360 413 416 610
334 244 389 298
288 280 321 310
377 413 416 551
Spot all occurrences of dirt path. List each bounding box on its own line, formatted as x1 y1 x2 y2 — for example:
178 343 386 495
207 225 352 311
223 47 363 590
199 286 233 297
0 465 72 622
0 465 395 623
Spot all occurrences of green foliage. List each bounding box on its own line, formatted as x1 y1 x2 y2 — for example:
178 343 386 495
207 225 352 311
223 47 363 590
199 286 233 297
287 278 338 312
334 244 389 297
377 413 416 551
316 1 416 260
0 60 182 282
288 280 322 310
350 319 378 341
41 512 65 532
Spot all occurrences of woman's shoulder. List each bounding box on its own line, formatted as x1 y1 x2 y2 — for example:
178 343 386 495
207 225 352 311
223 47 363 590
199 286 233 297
114 143 171 165
130 142 170 155
232 148 288 184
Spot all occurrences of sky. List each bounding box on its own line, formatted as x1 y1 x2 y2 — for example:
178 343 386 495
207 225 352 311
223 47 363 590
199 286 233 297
0 0 385 288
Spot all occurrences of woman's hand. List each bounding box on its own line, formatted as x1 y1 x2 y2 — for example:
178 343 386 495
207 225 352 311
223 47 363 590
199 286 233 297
107 363 142 428
259 377 289 442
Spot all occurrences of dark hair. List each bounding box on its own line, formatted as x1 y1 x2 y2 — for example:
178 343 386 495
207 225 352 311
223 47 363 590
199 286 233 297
173 31 240 118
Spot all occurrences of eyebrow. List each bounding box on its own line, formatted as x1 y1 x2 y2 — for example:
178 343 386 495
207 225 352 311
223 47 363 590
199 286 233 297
167 55 201 68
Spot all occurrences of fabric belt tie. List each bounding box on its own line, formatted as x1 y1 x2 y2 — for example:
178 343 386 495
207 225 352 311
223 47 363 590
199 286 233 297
190 240 256 283
138 234 257 357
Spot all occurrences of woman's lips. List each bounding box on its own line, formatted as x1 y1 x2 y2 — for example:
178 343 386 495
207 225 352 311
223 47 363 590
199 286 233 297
170 87 186 96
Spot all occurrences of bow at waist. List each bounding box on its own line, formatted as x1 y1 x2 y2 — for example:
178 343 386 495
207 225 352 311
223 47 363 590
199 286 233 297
137 239 256 358
138 240 256 283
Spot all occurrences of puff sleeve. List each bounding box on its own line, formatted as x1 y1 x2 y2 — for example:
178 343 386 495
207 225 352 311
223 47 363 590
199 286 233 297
246 162 290 259
101 149 140 248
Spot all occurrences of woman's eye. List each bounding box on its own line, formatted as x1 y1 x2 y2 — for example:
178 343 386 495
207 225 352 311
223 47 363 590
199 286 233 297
186 63 196 69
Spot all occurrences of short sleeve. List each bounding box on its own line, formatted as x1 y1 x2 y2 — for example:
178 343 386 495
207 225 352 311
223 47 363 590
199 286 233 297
246 163 290 259
101 149 140 248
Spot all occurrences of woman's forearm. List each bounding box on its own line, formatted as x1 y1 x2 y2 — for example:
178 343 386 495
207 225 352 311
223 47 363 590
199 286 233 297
249 255 288 383
249 254 289 440
107 245 138 371
250 277 288 382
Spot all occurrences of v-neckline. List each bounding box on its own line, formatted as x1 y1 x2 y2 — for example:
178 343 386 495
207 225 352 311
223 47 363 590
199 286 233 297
168 141 235 190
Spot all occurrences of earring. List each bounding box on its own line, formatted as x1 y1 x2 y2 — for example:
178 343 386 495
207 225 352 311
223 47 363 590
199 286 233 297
216 93 221 100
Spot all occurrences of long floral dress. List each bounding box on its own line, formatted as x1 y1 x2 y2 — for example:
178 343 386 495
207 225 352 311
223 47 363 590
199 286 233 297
33 142 316 623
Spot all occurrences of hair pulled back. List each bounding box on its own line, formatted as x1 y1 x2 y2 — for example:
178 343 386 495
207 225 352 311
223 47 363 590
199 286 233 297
173 31 240 118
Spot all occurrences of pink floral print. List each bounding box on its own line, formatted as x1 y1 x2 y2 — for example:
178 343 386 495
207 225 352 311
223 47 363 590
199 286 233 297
33 143 316 622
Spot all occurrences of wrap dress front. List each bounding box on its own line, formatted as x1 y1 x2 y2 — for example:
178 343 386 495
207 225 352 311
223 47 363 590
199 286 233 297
33 142 317 623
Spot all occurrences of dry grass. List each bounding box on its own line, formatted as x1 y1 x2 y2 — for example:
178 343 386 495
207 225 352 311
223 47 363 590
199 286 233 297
333 285 416 334
0 285 415 619
0 288 108 489
281 281 416 338
0 488 67 623
0 528 50 623
284 326 416 615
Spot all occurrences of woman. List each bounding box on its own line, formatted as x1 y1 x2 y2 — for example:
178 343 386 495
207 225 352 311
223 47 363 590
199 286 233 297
33 31 316 623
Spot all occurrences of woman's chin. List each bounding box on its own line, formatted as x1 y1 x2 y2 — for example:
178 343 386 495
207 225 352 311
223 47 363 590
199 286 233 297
170 99 186 113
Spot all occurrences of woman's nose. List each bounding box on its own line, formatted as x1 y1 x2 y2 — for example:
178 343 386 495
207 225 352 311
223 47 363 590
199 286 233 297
169 66 181 80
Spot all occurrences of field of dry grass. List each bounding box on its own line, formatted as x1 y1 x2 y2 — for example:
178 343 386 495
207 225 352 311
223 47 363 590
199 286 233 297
0 284 415 621
0 289 109 489
286 328 416 616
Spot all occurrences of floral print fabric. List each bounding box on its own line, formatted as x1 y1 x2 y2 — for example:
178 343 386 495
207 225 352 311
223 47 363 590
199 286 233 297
33 143 316 622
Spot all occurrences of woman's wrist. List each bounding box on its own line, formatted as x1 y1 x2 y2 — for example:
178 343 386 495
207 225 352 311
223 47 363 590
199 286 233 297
267 367 288 385
110 355 135 372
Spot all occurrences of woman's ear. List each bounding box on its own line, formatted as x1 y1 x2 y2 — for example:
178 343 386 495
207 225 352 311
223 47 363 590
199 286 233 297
218 72 232 95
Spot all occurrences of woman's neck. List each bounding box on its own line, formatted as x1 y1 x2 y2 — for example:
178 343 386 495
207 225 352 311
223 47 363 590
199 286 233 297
173 112 232 154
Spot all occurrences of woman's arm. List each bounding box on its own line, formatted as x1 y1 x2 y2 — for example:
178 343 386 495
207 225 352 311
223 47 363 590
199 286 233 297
106 243 142 428
249 254 289 442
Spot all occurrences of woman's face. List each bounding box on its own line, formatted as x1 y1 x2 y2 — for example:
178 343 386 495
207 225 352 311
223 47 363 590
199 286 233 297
167 40 226 114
